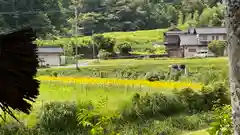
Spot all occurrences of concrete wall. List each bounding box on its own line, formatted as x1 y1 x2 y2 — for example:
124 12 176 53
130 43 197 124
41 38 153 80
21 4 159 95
38 53 61 66
167 48 183 58
183 45 208 58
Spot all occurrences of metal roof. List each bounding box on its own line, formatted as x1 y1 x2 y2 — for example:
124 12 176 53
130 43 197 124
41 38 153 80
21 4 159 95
179 35 199 46
189 27 226 34
165 27 227 35
37 46 64 53
165 31 187 35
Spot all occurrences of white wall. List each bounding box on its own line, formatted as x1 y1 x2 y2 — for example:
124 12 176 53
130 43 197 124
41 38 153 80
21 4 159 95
199 34 226 41
184 46 209 58
38 53 61 66
60 56 66 65
184 46 198 58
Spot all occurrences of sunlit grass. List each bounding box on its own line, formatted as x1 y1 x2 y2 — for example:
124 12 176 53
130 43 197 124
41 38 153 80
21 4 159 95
5 74 203 127
36 29 167 49
4 80 169 126
38 76 203 90
182 129 209 135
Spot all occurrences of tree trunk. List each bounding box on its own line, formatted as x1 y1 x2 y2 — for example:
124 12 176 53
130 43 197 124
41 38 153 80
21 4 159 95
226 0 240 134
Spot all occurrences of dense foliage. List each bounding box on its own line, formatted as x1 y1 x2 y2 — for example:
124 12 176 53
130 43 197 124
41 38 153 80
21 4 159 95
1 0 224 38
0 82 228 134
208 40 226 56
208 105 232 135
0 58 232 134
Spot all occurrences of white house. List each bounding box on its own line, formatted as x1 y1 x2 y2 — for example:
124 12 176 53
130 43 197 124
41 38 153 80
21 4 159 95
37 46 64 66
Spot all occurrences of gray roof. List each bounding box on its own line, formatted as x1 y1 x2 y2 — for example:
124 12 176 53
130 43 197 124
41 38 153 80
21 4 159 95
165 27 227 35
179 35 199 46
188 27 226 34
37 46 64 53
165 31 187 35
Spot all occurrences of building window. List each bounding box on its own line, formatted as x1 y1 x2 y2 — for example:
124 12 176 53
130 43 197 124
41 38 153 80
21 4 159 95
212 36 215 40
200 35 207 40
216 36 219 40
188 48 196 52
223 35 227 40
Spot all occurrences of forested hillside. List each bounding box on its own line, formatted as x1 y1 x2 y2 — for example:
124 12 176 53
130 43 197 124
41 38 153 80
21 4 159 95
0 0 224 38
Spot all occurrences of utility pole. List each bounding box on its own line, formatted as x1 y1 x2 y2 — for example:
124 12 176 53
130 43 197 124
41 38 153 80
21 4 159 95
12 0 18 29
92 30 95 59
74 5 79 70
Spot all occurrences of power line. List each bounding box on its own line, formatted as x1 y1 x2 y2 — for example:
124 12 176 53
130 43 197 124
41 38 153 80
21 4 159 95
0 9 74 15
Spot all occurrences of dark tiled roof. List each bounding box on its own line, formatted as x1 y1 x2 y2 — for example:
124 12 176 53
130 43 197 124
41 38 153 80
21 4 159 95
38 46 64 53
179 35 199 46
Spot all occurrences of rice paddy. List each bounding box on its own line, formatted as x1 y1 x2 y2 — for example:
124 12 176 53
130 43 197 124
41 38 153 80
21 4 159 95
38 76 203 90
11 75 203 126
4 58 227 135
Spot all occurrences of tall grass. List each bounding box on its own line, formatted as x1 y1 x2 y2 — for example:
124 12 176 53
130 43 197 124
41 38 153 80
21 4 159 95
0 79 230 135
38 58 228 85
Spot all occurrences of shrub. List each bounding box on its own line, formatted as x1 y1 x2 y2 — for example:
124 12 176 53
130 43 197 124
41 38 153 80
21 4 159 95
117 42 132 55
65 56 75 64
200 82 230 108
170 113 209 130
120 92 185 121
118 113 210 135
144 72 165 81
117 68 141 79
77 99 120 135
144 48 155 54
0 123 44 135
208 105 232 135
175 88 204 112
175 82 230 113
51 71 58 77
168 70 182 81
37 101 79 132
92 34 116 53
198 68 219 85
208 40 226 56
97 49 113 60
211 82 230 105
77 108 120 135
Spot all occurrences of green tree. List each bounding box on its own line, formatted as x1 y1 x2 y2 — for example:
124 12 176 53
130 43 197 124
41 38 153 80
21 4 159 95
208 40 226 56
193 10 199 22
0 0 225 37
177 11 183 26
92 34 116 53
117 42 132 55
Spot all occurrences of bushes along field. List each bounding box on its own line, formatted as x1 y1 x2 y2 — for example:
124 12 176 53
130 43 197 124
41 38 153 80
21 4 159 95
0 57 231 135
0 79 229 135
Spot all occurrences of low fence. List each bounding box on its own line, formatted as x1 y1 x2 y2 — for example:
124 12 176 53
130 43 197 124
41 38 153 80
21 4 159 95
103 54 168 60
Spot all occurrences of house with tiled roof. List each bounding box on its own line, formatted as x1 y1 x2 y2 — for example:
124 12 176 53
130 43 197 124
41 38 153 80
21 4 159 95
163 27 227 58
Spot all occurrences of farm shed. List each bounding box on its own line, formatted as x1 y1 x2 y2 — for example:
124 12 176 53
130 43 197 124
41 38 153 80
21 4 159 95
37 46 64 66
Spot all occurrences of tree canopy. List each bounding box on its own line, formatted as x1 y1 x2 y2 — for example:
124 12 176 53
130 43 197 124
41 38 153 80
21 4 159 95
0 0 225 39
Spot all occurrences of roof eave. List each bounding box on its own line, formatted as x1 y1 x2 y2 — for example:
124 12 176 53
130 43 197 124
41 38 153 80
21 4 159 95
37 52 64 53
